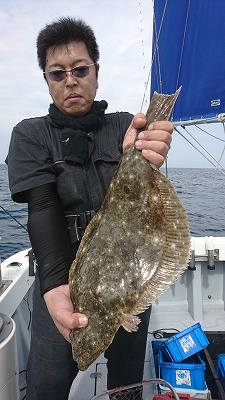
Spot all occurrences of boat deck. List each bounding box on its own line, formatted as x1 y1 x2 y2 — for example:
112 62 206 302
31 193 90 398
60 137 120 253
1 237 225 399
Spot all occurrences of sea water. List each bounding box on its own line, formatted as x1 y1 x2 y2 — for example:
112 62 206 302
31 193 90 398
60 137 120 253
0 164 224 261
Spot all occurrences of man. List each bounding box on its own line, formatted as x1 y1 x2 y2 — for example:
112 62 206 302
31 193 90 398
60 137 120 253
7 17 173 400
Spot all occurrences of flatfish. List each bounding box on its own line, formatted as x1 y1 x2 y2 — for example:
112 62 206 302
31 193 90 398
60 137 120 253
69 89 190 371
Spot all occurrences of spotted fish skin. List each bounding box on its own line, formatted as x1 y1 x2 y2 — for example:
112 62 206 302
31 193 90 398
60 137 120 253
69 89 190 371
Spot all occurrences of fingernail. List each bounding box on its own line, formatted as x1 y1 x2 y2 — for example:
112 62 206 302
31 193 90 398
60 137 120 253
138 132 144 139
135 140 142 148
136 117 145 124
78 316 88 327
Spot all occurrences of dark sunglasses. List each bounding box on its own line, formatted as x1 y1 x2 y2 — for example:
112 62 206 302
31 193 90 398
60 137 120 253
43 63 96 82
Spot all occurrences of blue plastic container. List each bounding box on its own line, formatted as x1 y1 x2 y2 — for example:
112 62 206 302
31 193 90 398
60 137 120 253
159 348 206 391
162 323 209 362
217 354 225 389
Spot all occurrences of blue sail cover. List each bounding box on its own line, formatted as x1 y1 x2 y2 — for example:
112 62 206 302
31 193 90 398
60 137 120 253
150 0 225 123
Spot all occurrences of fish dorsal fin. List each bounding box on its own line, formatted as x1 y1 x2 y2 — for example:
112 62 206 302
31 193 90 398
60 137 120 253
143 165 190 301
130 164 190 318
131 294 152 317
122 314 141 333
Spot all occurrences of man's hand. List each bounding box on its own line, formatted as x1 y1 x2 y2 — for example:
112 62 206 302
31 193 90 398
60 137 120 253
43 284 88 342
123 113 174 168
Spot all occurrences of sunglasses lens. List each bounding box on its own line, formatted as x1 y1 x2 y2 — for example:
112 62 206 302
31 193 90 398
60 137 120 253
49 70 66 81
47 65 93 81
72 66 90 78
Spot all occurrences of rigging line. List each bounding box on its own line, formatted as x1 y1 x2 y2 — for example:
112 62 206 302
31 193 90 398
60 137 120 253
217 145 225 168
217 122 225 168
152 0 168 92
175 127 225 175
195 124 225 143
181 125 225 169
170 0 190 122
175 0 191 91
140 0 168 111
140 0 156 112
140 68 151 113
138 1 148 112
138 2 147 82
0 205 28 233
140 67 151 113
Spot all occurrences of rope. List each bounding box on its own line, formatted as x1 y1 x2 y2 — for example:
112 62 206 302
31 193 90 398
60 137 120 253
175 127 225 175
195 124 225 142
216 122 225 168
175 0 191 91
140 0 168 111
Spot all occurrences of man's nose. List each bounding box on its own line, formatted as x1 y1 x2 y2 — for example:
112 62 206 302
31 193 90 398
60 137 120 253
65 72 78 85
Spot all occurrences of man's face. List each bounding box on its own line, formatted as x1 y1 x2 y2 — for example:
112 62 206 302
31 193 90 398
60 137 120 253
45 41 99 116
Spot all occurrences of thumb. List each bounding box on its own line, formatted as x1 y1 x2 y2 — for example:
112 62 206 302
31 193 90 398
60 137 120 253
123 114 146 151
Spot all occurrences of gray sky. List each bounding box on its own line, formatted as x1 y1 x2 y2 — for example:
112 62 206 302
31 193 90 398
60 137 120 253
0 0 224 168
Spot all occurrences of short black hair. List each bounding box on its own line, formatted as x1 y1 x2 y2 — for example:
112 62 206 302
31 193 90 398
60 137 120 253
37 17 99 71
